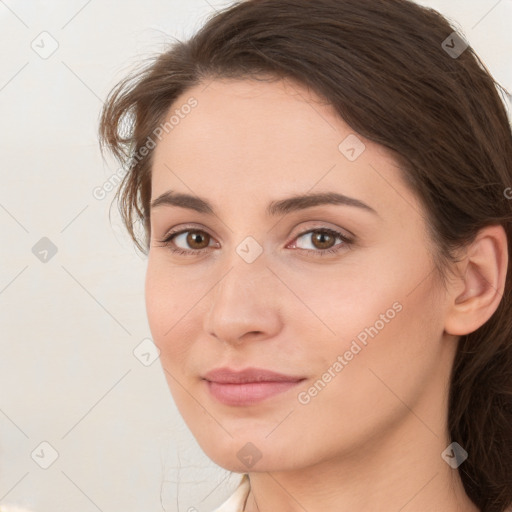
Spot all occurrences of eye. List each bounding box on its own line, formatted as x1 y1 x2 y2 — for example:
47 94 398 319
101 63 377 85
290 228 352 256
155 226 218 256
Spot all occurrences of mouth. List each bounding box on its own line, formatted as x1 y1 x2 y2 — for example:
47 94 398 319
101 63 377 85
202 367 306 406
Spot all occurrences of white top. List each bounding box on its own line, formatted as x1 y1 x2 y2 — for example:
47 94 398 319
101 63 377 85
212 474 250 512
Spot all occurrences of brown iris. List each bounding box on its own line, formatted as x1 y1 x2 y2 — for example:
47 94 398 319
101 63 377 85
186 231 210 249
310 230 336 250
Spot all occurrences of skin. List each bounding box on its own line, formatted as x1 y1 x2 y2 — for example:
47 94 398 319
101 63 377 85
145 77 507 511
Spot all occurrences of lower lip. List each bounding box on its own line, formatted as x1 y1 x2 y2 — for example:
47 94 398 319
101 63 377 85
205 379 304 406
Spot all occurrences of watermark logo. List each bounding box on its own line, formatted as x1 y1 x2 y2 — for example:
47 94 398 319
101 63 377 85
31 441 59 469
338 134 366 161
31 31 59 59
441 32 469 59
237 442 262 468
441 442 468 468
236 236 263 264
133 338 160 366
32 237 58 263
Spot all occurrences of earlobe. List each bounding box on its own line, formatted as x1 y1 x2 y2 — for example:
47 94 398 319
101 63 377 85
444 225 508 336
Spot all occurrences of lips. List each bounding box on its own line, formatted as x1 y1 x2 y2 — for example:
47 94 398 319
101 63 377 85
202 367 306 406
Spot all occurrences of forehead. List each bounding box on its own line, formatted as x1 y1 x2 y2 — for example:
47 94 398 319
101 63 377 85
154 77 345 163
150 78 415 219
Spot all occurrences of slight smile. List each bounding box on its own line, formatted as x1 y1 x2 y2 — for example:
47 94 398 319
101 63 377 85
202 367 307 406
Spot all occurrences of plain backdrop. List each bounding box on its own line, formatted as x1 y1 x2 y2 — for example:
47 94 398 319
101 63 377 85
0 1 511 511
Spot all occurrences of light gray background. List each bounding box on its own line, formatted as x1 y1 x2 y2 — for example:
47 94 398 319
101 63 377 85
0 1 510 511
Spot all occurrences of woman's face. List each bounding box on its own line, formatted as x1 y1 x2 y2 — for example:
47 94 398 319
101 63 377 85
146 78 456 473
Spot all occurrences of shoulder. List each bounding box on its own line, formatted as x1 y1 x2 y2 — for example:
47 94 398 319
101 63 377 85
210 474 250 512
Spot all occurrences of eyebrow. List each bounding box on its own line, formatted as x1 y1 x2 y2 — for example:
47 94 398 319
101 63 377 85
150 190 378 216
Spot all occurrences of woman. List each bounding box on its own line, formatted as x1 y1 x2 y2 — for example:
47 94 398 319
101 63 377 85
98 0 512 511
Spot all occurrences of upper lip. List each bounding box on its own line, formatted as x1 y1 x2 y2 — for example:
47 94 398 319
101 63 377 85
202 367 305 384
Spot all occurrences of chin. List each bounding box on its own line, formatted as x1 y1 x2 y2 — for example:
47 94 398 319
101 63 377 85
202 437 300 474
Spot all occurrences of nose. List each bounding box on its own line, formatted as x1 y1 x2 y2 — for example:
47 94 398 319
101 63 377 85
202 250 283 346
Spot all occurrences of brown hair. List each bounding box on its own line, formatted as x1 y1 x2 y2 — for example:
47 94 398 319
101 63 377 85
98 0 512 510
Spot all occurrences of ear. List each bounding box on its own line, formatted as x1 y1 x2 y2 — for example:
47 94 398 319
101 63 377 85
444 225 508 336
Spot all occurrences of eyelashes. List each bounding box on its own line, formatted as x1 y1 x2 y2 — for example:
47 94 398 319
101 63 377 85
154 225 353 258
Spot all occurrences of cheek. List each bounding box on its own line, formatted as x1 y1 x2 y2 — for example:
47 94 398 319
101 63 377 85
290 239 445 388
292 280 446 455
144 257 197 364
316 250 440 390
269 251 406 346
144 260 168 344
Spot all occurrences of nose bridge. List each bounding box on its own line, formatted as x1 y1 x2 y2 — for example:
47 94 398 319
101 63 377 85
203 242 281 343
214 232 271 299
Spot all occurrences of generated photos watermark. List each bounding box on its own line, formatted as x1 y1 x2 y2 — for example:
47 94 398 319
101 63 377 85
297 301 403 405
